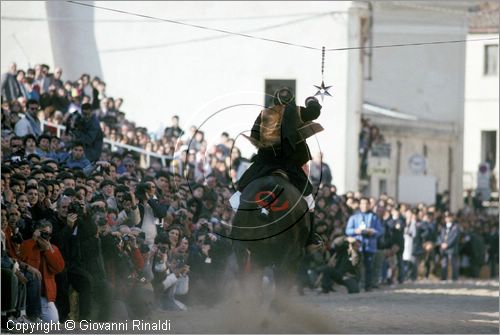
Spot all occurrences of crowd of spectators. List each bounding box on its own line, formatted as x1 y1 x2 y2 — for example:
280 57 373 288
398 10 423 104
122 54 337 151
297 187 498 295
358 117 384 180
1 62 498 327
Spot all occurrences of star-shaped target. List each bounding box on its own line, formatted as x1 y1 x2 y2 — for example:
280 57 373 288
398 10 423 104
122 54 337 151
314 80 332 101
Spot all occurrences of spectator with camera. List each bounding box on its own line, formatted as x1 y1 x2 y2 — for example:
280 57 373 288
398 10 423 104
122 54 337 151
319 235 361 294
136 181 169 246
187 225 230 306
99 179 117 210
151 232 189 311
115 186 140 227
49 196 97 321
19 220 65 322
345 197 384 292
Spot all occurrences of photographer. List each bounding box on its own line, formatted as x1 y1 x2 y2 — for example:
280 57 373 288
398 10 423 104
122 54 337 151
187 225 230 306
319 236 361 294
99 179 117 211
151 233 189 311
19 220 65 322
115 186 140 227
136 182 169 246
50 196 101 321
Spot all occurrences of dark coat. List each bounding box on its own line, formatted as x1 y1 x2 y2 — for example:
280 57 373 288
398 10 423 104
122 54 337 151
71 114 104 162
1 73 21 102
439 223 461 256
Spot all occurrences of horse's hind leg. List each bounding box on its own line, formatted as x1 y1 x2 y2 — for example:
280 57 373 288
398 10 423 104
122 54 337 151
261 266 276 306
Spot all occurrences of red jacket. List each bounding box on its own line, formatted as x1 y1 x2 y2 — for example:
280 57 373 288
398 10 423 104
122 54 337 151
19 239 65 302
3 226 19 259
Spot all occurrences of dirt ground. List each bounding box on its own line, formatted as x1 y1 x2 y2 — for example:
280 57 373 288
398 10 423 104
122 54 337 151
12 278 496 334
163 279 499 334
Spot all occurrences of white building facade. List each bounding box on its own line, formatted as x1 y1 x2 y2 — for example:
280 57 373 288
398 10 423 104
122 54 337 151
361 2 471 211
1 1 369 194
463 30 499 199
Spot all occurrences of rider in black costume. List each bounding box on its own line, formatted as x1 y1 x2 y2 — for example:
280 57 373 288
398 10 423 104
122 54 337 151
232 87 324 247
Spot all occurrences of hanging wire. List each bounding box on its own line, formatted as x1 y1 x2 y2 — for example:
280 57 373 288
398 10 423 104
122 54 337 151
66 1 499 53
0 10 345 23
66 1 321 50
100 11 333 53
321 46 325 80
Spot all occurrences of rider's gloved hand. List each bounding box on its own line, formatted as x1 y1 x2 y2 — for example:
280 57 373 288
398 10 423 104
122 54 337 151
302 97 322 121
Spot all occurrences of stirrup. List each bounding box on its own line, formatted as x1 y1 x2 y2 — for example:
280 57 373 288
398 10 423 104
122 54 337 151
259 207 270 221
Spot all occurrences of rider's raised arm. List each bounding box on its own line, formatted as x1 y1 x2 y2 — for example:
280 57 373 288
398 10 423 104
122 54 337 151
299 98 322 122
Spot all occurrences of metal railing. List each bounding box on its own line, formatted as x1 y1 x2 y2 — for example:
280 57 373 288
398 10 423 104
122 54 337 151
40 120 172 167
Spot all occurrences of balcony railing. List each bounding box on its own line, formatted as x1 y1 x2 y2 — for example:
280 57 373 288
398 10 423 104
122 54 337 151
40 120 172 167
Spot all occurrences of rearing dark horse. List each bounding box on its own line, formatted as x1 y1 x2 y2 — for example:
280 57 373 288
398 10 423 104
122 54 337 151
230 172 310 292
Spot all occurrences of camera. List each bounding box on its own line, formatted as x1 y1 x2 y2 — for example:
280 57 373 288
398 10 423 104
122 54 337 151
176 256 185 268
122 234 130 242
113 235 122 246
123 193 132 202
40 231 51 240
158 245 168 253
97 217 107 226
140 244 150 254
12 233 23 244
68 202 83 215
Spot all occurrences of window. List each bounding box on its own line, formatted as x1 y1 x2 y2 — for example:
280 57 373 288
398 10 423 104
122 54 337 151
484 44 498 76
264 79 296 107
481 130 497 170
379 179 387 196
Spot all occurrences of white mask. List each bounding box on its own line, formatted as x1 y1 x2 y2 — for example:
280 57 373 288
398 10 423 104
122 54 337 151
446 222 452 229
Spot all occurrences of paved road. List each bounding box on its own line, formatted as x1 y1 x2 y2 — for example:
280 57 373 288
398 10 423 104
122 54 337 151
165 279 499 334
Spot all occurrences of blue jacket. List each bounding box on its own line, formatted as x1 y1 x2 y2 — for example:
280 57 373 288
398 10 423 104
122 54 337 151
345 210 384 253
63 155 93 175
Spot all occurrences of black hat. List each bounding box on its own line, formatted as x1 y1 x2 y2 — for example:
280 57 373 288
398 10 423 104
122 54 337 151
273 87 295 105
